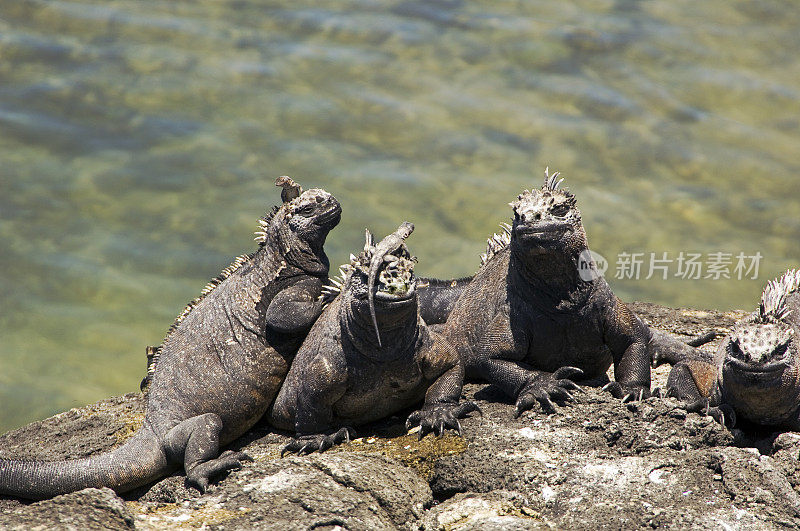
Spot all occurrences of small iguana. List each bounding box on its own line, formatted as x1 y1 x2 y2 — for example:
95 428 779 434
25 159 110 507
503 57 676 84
270 223 479 454
365 221 415 347
0 177 341 499
663 270 800 428
433 168 660 417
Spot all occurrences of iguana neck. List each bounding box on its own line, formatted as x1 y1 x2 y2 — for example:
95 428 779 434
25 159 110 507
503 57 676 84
275 223 329 277
510 243 593 310
341 293 419 359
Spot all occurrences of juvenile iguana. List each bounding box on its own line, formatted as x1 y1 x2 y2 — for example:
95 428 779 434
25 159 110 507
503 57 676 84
0 178 341 499
433 168 659 417
270 223 479 454
663 270 800 428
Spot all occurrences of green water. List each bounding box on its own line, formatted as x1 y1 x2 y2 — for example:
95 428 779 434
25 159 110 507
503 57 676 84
0 0 798 433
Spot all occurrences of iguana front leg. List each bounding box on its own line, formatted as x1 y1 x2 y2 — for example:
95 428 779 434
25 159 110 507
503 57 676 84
406 337 480 439
280 351 353 456
264 277 325 333
468 315 582 416
666 360 734 427
603 300 653 402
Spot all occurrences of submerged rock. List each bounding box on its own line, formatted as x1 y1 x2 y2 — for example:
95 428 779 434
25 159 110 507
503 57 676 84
1 303 799 529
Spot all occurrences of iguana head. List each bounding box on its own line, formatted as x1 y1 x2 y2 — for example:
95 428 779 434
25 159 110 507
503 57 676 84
720 270 800 424
255 177 342 273
507 168 589 262
280 184 342 244
329 226 418 343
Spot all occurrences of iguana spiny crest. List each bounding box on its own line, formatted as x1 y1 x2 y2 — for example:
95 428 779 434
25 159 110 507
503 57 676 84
757 269 800 324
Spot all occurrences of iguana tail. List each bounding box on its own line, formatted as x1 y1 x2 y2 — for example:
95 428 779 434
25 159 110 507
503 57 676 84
0 426 170 500
649 329 718 368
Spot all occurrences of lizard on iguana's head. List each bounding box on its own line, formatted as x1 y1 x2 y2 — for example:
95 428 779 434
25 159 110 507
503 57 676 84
361 221 415 347
321 226 419 345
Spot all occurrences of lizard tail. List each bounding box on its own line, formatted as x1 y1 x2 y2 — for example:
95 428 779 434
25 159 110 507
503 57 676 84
0 426 170 500
368 288 382 348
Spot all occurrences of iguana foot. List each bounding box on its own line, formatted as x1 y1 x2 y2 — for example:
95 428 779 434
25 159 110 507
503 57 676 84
406 402 482 440
281 427 356 457
602 382 652 403
185 450 253 493
515 367 584 417
681 397 737 428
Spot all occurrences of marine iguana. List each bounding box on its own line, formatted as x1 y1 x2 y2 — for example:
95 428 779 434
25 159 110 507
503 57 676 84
432 168 659 416
0 178 341 499
270 223 479 454
414 198 713 371
663 270 800 428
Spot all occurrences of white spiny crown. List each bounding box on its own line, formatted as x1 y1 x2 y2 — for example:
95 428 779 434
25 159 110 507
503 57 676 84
543 166 565 191
758 269 800 323
480 222 512 266
318 264 353 307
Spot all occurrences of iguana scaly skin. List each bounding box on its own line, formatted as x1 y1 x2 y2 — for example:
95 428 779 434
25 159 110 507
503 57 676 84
270 224 479 454
664 270 800 428
415 276 473 326
433 168 657 416
0 178 341 499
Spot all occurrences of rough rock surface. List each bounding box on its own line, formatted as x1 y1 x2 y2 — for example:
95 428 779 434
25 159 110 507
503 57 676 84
2 303 800 529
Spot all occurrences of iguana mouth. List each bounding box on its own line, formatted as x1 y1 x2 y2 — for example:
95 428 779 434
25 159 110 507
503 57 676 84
374 280 416 302
514 221 571 241
315 204 342 226
724 357 789 375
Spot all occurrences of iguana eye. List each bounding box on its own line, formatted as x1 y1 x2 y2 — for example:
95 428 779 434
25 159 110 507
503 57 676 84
551 204 569 217
298 204 315 215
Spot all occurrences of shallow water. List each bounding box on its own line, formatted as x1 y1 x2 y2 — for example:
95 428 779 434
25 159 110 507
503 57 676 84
0 0 798 432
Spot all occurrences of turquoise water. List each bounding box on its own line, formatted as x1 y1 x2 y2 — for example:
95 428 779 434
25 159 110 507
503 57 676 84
0 0 798 432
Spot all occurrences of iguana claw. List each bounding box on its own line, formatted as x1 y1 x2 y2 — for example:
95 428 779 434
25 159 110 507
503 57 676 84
684 399 737 428
185 450 253 493
281 427 356 457
406 402 480 440
515 367 584 417
602 382 651 402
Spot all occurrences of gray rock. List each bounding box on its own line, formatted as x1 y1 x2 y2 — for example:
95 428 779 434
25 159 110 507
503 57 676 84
2 303 800 529
421 491 549 530
0 487 134 530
